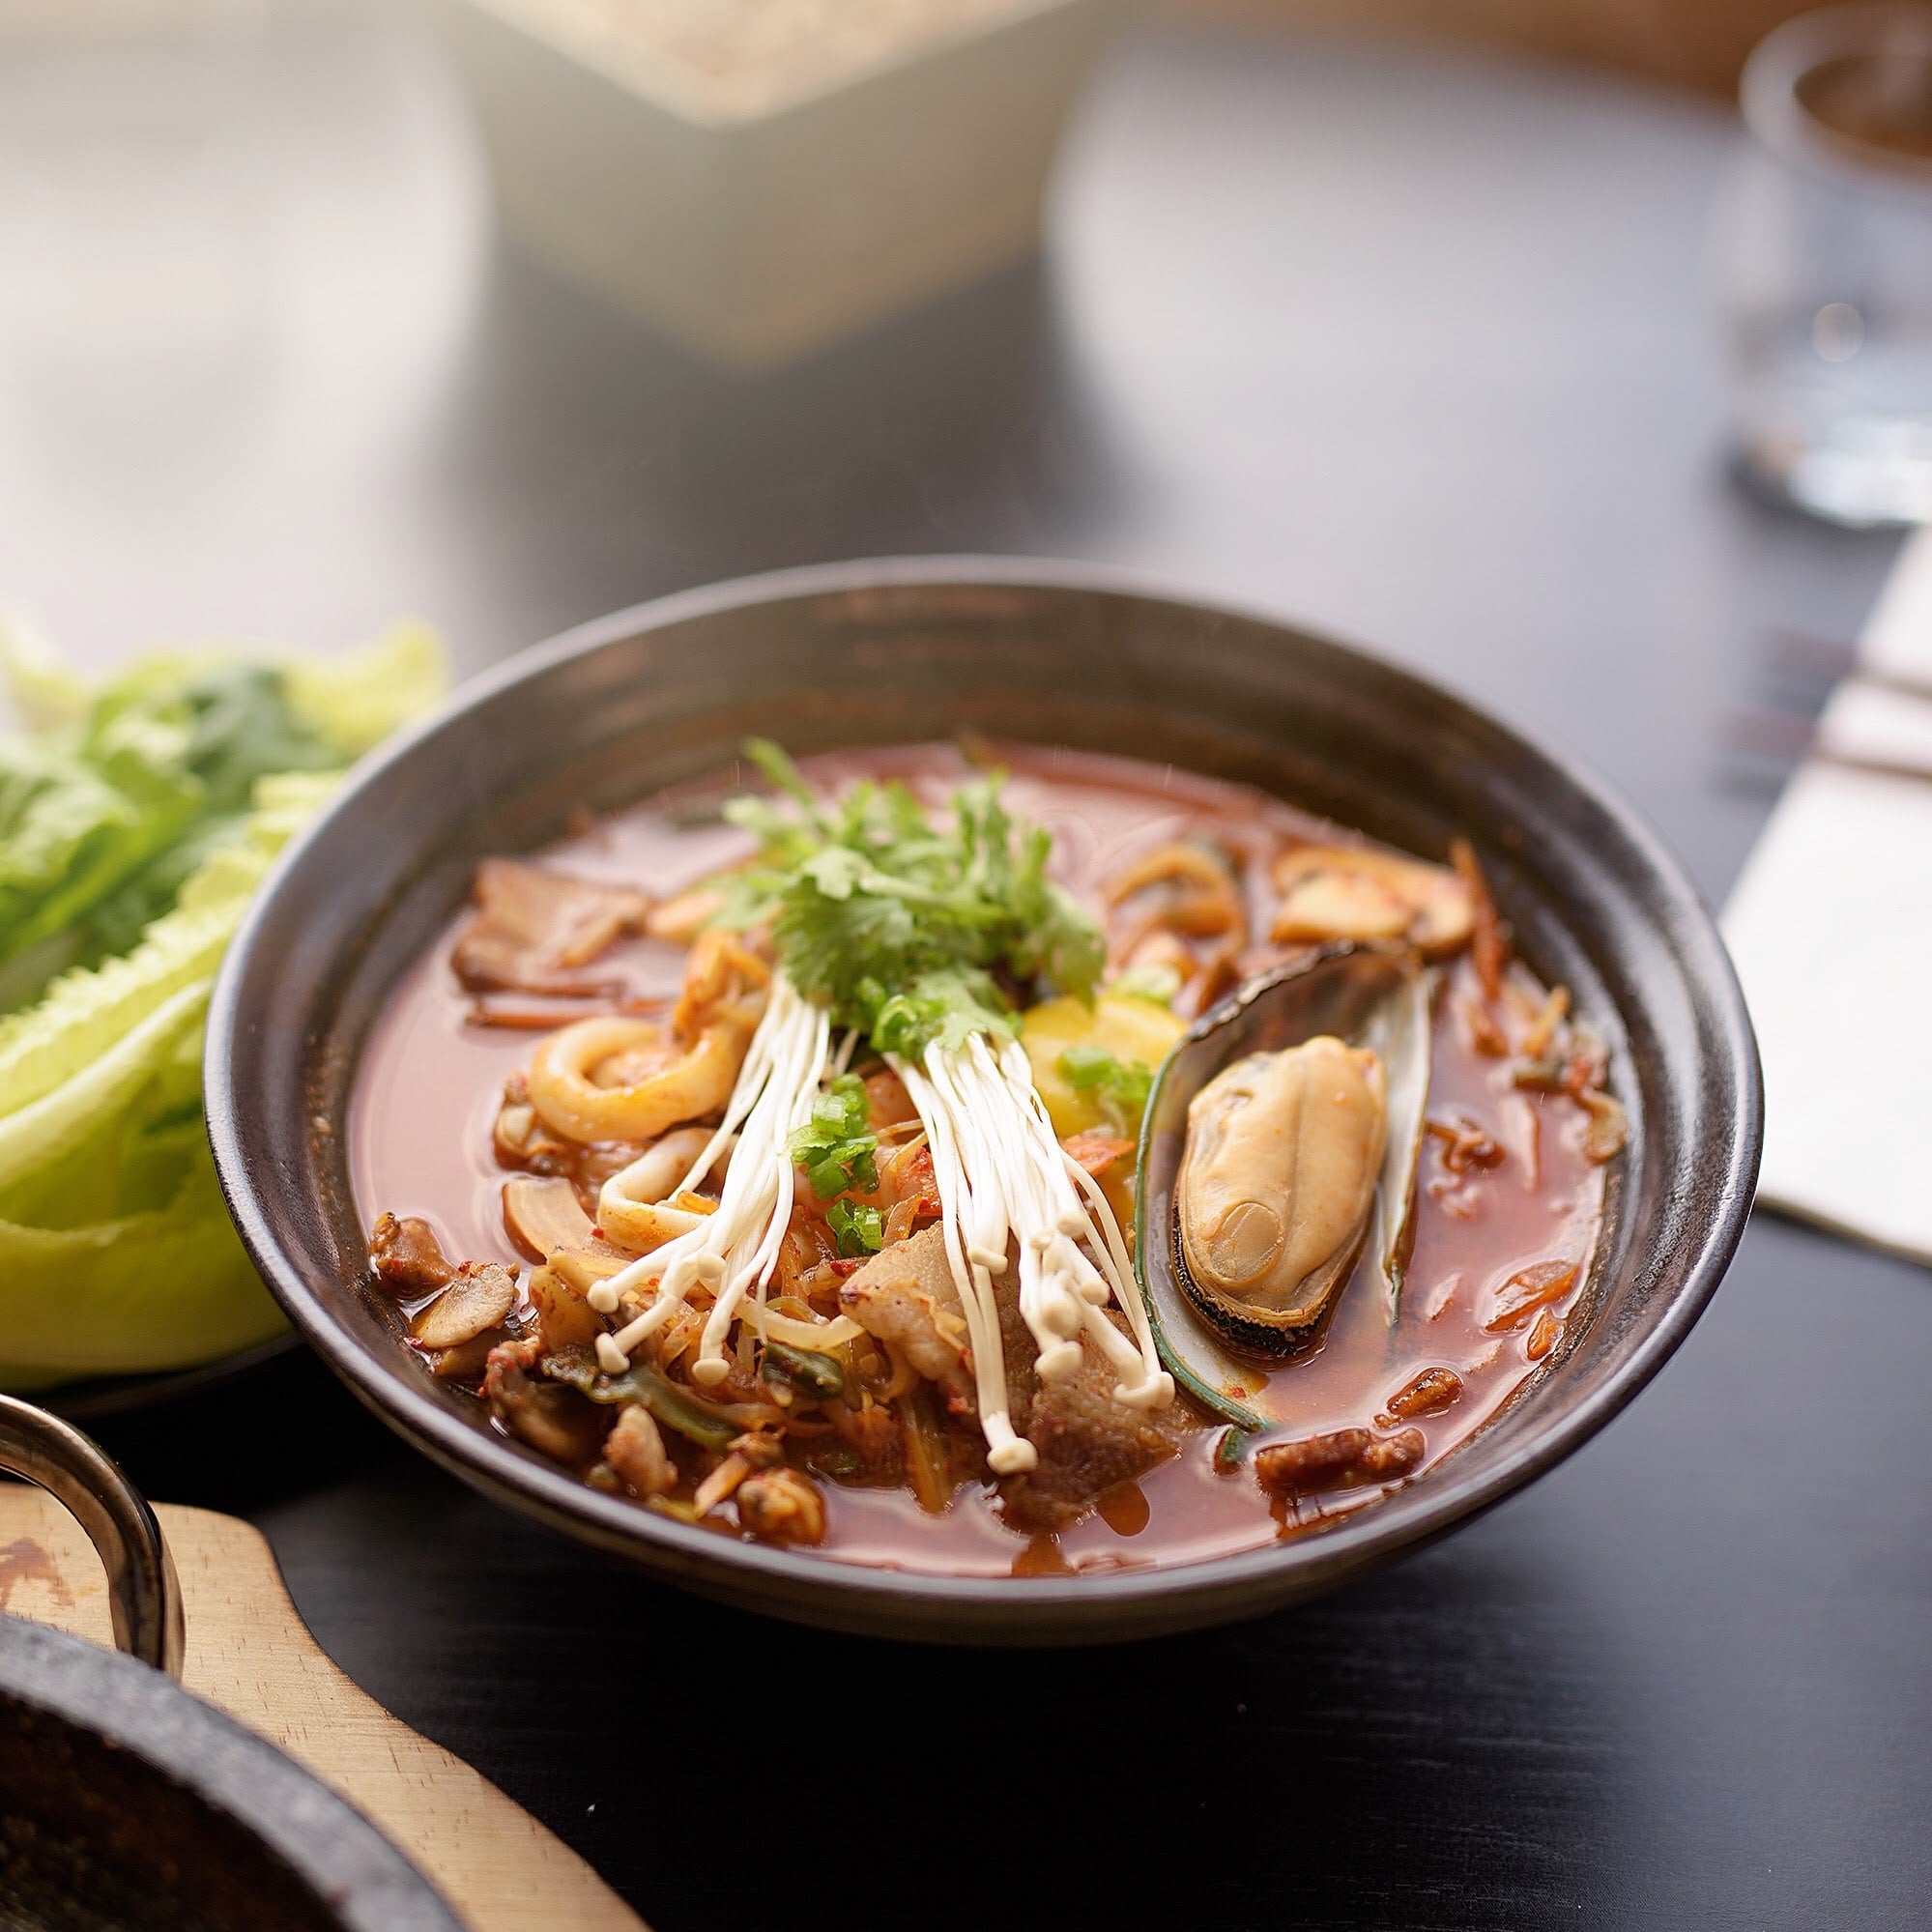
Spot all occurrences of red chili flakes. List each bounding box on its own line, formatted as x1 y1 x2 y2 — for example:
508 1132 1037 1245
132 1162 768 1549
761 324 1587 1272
1526 1309 1562 1361
1451 838 1508 1003
1376 1367 1464 1427
1427 1114 1505 1176
1485 1257 1580 1334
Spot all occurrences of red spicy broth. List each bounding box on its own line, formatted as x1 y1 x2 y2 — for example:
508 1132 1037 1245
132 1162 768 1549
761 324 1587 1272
350 742 1605 1578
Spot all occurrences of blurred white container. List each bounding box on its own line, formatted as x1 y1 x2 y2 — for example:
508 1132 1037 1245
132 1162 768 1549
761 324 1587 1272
426 0 1130 368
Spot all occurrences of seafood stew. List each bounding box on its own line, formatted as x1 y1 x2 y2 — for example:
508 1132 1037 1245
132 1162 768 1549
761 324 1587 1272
352 741 1625 1579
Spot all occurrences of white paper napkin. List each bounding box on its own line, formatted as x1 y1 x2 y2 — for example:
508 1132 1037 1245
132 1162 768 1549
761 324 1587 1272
1722 528 1932 1267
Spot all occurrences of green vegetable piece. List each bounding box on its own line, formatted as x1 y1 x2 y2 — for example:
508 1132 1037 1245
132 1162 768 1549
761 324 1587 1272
543 1349 740 1453
0 747 414 1383
761 1341 847 1400
788 1073 879 1200
1214 1427 1252 1472
281 621 448 762
1106 963 1183 1007
1055 1046 1154 1134
0 1139 285 1377
0 781 333 1379
826 1197 883 1257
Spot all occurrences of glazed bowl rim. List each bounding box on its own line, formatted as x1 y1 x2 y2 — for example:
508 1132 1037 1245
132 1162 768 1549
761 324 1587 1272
205 554 1761 1630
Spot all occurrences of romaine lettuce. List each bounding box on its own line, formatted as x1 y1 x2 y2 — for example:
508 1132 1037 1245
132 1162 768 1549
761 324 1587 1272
0 620 446 1014
0 627 447 1382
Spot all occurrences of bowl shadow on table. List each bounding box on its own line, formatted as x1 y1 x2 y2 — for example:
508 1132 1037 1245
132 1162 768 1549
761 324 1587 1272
75 1351 401 1521
421 242 1139 648
265 1459 1660 1932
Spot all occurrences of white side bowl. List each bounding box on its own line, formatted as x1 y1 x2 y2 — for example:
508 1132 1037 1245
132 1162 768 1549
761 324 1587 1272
423 0 1131 368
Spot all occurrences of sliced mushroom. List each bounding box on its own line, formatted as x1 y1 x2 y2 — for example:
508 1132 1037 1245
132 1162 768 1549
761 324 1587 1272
526 1259 609 1354
429 1332 504 1382
502 1174 594 1261
547 1243 623 1295
1271 845 1474 958
370 1214 454 1295
412 1260 518 1350
452 858 649 995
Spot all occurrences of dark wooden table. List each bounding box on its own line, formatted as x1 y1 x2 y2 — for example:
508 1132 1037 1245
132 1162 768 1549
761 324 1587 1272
13 11 1922 1928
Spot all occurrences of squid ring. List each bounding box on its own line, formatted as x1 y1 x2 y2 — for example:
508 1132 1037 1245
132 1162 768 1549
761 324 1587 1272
527 1016 746 1143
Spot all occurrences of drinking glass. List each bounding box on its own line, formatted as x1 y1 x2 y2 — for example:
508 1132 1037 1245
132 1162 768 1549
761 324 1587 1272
1722 4 1932 526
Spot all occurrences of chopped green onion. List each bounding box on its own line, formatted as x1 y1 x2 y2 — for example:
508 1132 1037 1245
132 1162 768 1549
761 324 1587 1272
827 1197 883 1257
788 1073 879 1199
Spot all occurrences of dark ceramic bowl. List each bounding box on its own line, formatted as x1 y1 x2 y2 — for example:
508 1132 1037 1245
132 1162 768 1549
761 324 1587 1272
205 559 1760 1644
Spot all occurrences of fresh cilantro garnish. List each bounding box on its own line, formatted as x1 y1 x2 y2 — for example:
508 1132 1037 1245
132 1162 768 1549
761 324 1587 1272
827 1197 884 1257
1056 1046 1154 1134
871 966 1017 1057
721 739 1105 1057
788 1074 879 1201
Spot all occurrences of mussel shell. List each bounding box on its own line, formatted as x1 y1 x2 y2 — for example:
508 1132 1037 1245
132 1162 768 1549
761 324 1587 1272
1135 943 1427 1424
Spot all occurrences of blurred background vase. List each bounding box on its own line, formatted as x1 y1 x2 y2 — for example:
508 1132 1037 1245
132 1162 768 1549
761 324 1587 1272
1721 2 1932 526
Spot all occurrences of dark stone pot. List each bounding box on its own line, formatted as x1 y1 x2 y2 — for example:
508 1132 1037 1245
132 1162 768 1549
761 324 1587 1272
0 1395 461 1929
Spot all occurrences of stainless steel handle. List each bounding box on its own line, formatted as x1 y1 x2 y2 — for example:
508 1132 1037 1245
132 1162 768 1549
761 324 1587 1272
0 1393 185 1678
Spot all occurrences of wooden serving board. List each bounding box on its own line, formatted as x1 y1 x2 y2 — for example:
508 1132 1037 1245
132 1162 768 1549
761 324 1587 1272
0 1488 643 1932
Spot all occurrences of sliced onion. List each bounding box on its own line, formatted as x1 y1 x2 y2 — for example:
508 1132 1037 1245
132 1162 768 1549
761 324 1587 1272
736 1303 865 1351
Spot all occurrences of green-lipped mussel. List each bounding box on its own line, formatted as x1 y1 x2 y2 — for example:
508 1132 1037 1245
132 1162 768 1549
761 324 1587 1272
1135 944 1433 1425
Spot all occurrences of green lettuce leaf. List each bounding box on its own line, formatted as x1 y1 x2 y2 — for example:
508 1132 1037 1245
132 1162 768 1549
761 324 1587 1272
0 767 349 1379
0 620 448 1014
0 776 305 1119
282 619 447 760
0 619 443 1385
0 1137 285 1375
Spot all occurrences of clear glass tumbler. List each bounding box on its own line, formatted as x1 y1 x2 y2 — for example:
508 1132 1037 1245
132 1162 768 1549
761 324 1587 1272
1722 4 1932 527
